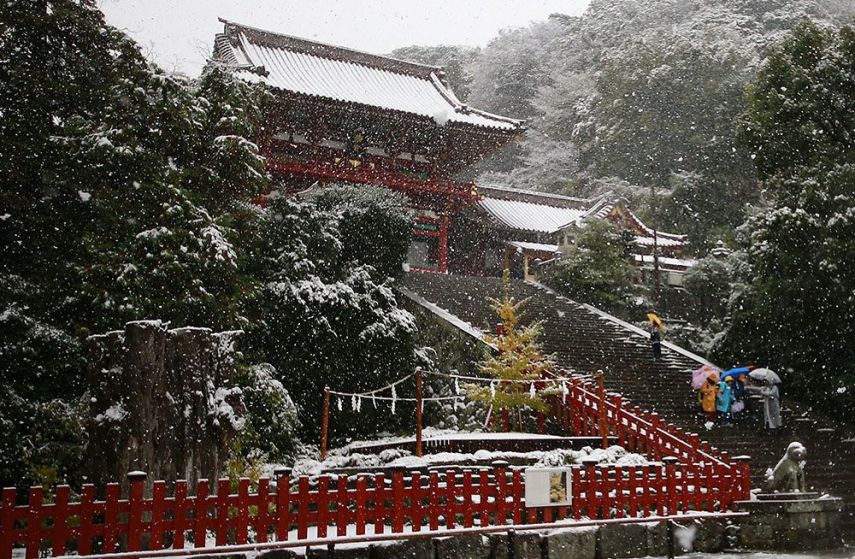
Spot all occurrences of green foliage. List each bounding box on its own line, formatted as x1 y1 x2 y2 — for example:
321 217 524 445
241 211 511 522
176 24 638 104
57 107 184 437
0 1 267 486
247 196 419 441
547 221 638 313
716 163 855 414
389 45 480 102
683 254 734 322
234 363 301 461
467 271 552 424
738 20 855 180
718 20 855 416
313 185 413 280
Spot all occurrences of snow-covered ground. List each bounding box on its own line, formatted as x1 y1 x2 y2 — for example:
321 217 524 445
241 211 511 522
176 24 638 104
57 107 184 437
269 426 649 478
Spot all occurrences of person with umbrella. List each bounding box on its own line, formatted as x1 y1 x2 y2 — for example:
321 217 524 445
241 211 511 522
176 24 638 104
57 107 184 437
748 368 783 430
699 373 718 423
717 376 734 426
648 311 664 360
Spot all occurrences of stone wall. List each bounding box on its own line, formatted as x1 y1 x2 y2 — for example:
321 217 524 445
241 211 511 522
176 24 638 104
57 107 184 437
254 519 729 559
85 321 244 487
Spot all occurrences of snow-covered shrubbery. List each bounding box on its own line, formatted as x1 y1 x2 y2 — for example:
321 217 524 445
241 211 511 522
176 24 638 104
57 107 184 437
235 363 301 462
283 437 648 480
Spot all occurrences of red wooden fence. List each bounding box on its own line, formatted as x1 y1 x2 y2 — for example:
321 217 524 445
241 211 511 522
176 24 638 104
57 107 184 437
0 370 752 559
0 458 748 559
548 371 746 475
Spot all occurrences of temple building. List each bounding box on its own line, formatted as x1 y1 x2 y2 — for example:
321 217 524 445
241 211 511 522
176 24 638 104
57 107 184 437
457 185 694 285
212 19 524 272
211 20 692 283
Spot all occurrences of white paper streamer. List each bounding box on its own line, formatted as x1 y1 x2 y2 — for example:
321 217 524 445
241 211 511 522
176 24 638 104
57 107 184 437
490 381 496 399
529 382 536 399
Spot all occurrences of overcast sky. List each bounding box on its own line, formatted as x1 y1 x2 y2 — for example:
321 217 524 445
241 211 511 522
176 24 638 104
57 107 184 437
99 0 591 76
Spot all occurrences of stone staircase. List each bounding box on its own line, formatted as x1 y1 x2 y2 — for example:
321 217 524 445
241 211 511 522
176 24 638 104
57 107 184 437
401 272 855 538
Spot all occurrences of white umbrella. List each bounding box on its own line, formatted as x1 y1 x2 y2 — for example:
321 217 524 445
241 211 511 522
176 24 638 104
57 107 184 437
749 368 782 384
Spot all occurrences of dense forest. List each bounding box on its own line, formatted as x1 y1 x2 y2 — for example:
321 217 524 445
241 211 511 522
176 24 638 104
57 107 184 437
394 0 855 251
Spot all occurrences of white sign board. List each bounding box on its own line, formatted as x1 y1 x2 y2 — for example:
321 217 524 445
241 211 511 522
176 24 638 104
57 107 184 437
524 468 572 507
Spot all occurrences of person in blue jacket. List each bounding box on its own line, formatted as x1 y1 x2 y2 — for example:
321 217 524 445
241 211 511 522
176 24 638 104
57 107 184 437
717 377 734 426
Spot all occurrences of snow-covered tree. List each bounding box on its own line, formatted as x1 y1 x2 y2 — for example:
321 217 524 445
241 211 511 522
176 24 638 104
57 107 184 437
547 220 638 314
468 270 552 429
717 20 855 414
247 194 419 441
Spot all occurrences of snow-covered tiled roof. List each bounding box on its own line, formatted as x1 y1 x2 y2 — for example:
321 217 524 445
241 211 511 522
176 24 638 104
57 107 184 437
634 254 696 269
507 241 560 253
214 19 523 132
479 197 590 234
635 236 685 248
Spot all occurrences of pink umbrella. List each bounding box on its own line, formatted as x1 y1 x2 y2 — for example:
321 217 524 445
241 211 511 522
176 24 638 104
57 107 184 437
691 365 722 390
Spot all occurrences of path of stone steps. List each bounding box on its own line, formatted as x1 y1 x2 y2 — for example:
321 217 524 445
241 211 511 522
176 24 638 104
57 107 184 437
402 272 855 539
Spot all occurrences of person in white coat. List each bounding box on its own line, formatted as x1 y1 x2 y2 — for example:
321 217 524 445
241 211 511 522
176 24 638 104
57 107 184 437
760 380 782 429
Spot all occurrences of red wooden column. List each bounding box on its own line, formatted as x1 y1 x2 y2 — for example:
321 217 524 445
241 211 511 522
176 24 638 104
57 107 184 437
437 214 449 273
320 386 331 461
596 371 609 449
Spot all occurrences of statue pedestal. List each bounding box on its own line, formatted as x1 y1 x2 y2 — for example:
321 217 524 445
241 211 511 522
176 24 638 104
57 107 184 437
734 493 844 551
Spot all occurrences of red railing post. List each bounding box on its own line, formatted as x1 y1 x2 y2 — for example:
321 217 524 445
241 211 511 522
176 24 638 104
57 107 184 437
193 479 210 548
316 475 330 539
77 485 95 556
0 487 13 559
428 472 440 531
274 467 291 541
582 458 599 519
255 478 269 543
445 470 457 529
103 483 120 553
25 486 42 559
355 475 368 535
733 455 752 502
236 478 251 544
493 461 508 525
297 475 310 540
51 485 69 557
215 478 230 546
149 480 167 550
410 471 422 532
662 457 678 515
336 474 349 537
627 466 639 518
645 463 658 517
126 471 147 552
173 481 188 549
391 467 405 533
613 394 625 447
650 413 661 460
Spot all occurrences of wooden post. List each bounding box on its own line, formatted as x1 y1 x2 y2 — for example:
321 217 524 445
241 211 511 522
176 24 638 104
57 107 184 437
321 386 331 461
596 370 609 449
415 368 424 458
126 471 147 552
438 214 449 273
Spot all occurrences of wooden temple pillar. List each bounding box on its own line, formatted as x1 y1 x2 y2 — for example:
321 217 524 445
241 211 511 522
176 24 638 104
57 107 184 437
438 214 450 273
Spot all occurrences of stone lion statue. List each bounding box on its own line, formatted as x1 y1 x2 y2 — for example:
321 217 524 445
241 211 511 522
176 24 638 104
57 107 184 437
765 441 807 493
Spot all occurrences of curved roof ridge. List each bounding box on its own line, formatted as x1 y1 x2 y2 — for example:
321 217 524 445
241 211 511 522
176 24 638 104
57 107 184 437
478 183 597 205
219 18 444 79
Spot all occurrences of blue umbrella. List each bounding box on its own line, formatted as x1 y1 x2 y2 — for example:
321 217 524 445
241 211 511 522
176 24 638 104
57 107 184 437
721 367 750 381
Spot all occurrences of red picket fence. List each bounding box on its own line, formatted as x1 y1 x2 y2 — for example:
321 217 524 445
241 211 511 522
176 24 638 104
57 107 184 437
0 458 747 559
